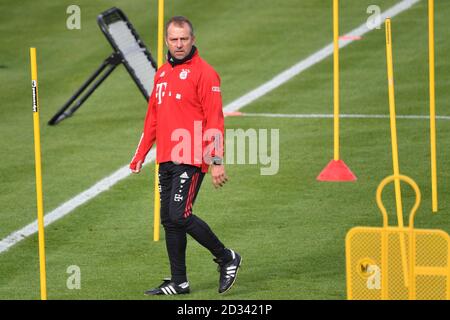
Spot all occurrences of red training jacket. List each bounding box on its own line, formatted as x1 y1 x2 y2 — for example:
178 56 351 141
129 50 224 173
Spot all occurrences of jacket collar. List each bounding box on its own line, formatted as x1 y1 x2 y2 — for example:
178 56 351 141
167 46 198 67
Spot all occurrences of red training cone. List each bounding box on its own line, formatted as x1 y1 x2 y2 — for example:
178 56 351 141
317 159 357 182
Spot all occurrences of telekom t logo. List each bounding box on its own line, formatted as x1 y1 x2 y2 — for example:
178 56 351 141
156 82 167 105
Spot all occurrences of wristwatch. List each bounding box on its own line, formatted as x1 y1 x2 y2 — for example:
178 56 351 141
211 156 223 165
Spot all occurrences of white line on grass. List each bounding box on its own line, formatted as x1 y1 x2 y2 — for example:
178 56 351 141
240 113 450 120
0 151 155 253
224 0 421 113
0 0 421 254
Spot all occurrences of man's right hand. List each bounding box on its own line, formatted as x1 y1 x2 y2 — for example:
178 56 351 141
131 160 143 174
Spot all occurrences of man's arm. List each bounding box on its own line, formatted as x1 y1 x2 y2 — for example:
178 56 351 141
198 68 227 187
130 87 158 174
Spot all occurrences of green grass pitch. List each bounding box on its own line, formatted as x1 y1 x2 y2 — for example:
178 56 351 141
0 0 449 299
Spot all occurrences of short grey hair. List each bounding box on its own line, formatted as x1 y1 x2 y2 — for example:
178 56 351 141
165 16 194 37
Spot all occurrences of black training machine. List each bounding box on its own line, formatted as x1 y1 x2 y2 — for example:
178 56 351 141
48 7 157 125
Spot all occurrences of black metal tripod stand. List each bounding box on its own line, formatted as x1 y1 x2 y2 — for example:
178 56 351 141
48 52 122 125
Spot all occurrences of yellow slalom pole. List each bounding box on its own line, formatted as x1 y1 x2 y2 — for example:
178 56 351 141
333 0 340 161
385 19 409 288
30 47 48 300
428 0 438 213
153 0 164 241
157 0 165 68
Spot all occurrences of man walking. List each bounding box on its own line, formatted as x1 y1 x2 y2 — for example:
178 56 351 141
130 16 241 295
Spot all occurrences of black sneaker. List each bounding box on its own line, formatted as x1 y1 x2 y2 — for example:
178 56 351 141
214 249 242 294
144 278 190 295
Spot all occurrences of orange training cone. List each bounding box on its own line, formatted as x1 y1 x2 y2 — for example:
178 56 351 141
317 159 357 181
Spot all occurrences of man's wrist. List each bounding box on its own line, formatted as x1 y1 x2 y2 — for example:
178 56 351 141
211 156 223 165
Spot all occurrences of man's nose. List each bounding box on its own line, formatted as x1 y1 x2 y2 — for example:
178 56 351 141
176 39 183 48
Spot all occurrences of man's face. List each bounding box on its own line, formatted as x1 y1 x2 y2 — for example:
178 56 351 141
165 23 195 60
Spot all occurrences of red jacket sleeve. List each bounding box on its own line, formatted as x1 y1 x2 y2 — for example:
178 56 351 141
198 67 224 160
129 83 158 170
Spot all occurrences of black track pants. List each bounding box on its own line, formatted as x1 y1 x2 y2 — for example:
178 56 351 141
158 162 227 284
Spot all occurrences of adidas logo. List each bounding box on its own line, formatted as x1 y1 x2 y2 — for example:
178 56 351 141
160 281 189 295
179 282 189 289
180 172 189 179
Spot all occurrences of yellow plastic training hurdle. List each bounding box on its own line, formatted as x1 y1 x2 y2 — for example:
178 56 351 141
346 174 450 300
346 18 450 300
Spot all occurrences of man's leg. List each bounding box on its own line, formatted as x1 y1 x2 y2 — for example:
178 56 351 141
159 162 188 285
168 164 230 261
169 164 242 294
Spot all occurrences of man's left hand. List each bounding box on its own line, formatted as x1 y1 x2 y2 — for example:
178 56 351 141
211 165 228 188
